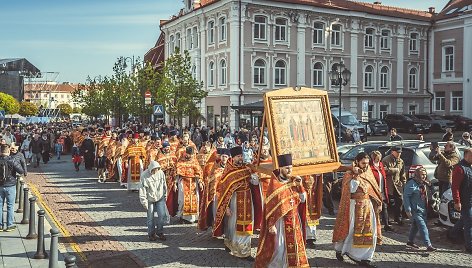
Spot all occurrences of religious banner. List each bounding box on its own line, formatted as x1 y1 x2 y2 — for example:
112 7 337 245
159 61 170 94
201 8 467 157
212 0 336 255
255 87 340 176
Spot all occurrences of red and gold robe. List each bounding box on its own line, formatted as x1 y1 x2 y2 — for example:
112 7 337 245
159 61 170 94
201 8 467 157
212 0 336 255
255 173 309 268
157 151 178 213
198 161 225 231
301 174 323 239
122 142 146 187
105 139 117 180
333 169 383 247
174 158 203 218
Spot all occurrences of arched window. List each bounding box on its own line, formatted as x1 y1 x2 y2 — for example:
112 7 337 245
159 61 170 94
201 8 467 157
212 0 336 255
220 60 227 85
274 60 286 86
364 65 374 89
253 59 266 85
380 66 389 89
208 61 215 86
219 17 226 42
313 62 323 86
208 21 215 44
169 35 175 54
175 33 181 49
409 68 418 90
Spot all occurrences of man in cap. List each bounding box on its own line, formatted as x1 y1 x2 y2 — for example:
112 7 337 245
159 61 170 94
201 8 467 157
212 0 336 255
255 154 309 268
174 146 203 223
382 145 406 225
122 133 147 191
198 147 229 231
213 146 261 261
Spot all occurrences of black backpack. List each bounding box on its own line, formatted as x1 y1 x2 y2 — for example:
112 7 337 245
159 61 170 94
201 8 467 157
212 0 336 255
0 158 11 184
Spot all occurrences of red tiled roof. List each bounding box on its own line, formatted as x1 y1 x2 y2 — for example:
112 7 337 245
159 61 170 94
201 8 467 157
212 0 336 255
160 0 432 26
144 32 165 70
436 0 472 20
24 83 78 93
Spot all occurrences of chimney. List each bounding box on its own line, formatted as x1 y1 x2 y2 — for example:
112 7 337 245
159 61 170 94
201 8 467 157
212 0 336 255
428 7 436 14
373 1 382 4
194 0 201 9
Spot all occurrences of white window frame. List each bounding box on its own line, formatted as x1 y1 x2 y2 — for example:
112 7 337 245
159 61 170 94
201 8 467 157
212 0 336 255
175 32 181 50
192 65 197 79
380 29 390 50
313 22 325 46
380 66 389 90
274 17 288 43
208 61 215 87
408 104 418 115
169 35 175 54
312 62 324 87
409 67 418 91
443 46 454 72
451 91 463 111
187 28 193 50
193 26 199 48
379 104 390 119
331 24 342 47
254 15 267 41
409 32 419 53
219 17 227 42
274 60 287 86
220 59 227 86
253 59 267 86
208 20 215 45
434 91 445 111
364 65 374 90
364 28 375 49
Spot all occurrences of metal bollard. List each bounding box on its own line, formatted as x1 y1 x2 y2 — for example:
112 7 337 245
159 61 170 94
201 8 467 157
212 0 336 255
20 187 29 223
48 228 59 268
25 197 38 239
64 255 77 268
33 210 48 259
15 177 21 203
16 181 25 213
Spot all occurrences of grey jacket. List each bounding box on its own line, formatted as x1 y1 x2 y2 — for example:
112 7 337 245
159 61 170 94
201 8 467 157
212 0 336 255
382 154 406 196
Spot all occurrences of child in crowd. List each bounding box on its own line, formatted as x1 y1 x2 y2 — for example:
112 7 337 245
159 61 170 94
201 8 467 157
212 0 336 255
72 143 81 172
95 150 107 183
54 138 63 160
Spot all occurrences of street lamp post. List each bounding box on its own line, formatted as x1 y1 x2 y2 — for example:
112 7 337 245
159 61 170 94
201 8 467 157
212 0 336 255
329 62 351 143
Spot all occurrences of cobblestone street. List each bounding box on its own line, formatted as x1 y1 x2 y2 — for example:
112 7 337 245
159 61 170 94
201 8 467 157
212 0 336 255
24 158 471 268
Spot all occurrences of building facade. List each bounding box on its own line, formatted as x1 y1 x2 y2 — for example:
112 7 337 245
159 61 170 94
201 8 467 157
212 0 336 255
24 83 81 109
153 0 470 129
431 1 472 119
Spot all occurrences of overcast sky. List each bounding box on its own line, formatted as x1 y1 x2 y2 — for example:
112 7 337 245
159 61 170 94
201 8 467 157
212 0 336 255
0 0 450 84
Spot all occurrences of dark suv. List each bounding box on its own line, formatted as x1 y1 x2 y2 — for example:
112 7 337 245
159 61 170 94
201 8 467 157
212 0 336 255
414 114 456 132
443 115 472 131
383 114 431 133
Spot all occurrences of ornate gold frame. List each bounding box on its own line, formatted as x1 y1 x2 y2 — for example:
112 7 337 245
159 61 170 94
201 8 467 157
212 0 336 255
255 87 340 176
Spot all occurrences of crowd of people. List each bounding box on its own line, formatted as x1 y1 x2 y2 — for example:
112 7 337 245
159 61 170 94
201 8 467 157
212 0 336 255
1 122 471 268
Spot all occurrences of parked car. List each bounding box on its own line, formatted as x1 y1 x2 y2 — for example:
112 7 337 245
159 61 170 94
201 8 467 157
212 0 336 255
383 114 431 133
337 143 357 158
443 115 472 131
368 119 388 136
414 114 456 132
378 141 467 214
331 108 367 142
438 188 461 227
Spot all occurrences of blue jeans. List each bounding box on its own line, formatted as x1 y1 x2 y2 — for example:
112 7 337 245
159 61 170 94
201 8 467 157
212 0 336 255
0 185 16 228
462 206 472 251
408 212 431 247
147 197 166 237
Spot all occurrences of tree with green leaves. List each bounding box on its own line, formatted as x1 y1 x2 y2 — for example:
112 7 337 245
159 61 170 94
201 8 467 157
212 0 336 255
157 48 206 126
19 101 38 116
72 107 82 113
57 103 73 115
0 92 20 114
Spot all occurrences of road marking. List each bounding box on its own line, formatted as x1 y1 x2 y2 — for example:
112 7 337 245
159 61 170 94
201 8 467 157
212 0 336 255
28 183 88 263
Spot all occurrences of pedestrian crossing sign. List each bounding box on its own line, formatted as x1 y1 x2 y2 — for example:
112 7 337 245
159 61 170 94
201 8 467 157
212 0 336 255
153 105 164 115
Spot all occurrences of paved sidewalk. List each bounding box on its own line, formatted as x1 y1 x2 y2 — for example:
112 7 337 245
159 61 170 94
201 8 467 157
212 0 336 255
0 188 66 268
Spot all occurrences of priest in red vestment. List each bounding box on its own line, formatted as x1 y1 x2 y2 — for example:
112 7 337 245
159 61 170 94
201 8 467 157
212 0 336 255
255 154 309 268
122 133 147 191
213 146 261 261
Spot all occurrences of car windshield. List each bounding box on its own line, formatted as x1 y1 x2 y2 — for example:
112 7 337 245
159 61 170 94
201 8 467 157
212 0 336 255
340 115 359 125
431 115 444 120
403 115 417 121
342 145 379 160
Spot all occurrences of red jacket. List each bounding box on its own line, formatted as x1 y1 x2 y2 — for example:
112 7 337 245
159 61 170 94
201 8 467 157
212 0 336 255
370 161 389 201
